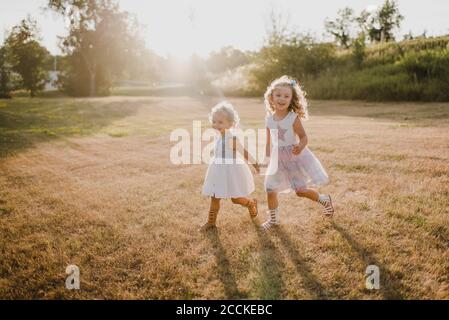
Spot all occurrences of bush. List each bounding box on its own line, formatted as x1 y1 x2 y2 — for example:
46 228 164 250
249 38 337 94
400 49 449 82
243 35 449 101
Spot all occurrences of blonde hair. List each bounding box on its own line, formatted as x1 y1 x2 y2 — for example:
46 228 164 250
208 101 240 127
263 75 309 120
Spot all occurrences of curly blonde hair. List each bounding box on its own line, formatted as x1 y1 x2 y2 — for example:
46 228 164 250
263 75 309 120
208 101 240 127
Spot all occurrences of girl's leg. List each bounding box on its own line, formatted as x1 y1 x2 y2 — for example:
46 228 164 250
200 197 221 230
267 191 278 210
295 188 319 201
261 191 280 230
231 197 258 218
296 188 334 216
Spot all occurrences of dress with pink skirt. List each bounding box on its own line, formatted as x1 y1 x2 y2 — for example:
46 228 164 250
264 111 329 193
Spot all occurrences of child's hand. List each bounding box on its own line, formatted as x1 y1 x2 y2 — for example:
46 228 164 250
258 157 270 168
292 144 302 155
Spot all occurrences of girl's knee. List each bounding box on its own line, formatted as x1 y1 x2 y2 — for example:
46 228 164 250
295 188 307 197
231 198 239 204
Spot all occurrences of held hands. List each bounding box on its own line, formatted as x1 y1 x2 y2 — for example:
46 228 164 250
260 157 270 168
254 158 270 174
253 157 271 174
251 147 302 174
253 163 260 174
292 144 303 155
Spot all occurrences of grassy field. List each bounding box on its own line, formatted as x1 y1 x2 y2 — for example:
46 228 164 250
0 96 448 299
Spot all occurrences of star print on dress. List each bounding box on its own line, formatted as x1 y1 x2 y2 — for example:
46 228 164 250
277 124 287 141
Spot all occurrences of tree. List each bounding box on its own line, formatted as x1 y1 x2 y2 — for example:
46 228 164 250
206 46 249 74
355 10 371 35
264 7 292 47
377 0 404 42
325 7 355 48
403 31 414 41
5 17 50 97
47 0 144 96
250 32 336 93
0 46 13 98
125 48 163 83
362 0 404 43
352 33 366 67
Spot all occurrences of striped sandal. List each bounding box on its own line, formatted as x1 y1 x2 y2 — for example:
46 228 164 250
318 194 334 217
260 208 280 231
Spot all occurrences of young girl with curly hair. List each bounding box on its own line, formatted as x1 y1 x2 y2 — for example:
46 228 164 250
261 75 334 230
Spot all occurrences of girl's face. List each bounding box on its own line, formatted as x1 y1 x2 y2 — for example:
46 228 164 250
270 86 292 112
211 111 232 134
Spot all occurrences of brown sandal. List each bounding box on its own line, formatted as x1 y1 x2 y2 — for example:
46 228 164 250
247 198 258 219
199 222 217 232
199 210 218 231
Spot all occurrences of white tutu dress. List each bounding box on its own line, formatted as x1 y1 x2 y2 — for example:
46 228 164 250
265 111 329 193
202 132 255 199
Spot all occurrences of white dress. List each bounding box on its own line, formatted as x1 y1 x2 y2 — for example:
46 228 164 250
265 111 329 193
202 132 255 199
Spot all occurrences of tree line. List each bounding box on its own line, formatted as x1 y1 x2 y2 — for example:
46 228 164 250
0 0 251 98
1 0 448 101
1 0 151 98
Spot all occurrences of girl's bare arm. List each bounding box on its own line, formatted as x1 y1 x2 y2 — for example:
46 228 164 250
292 117 308 155
265 127 271 158
259 127 271 167
232 137 260 172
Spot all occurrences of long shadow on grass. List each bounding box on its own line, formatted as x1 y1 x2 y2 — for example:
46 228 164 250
205 228 247 299
252 221 286 299
331 221 406 299
0 98 146 159
272 226 330 299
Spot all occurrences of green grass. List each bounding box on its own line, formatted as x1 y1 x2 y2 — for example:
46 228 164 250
107 130 129 138
11 90 66 99
0 97 140 158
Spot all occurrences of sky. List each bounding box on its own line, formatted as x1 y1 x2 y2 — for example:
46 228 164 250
1 0 449 59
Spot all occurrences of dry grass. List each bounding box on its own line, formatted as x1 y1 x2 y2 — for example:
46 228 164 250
0 96 448 299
